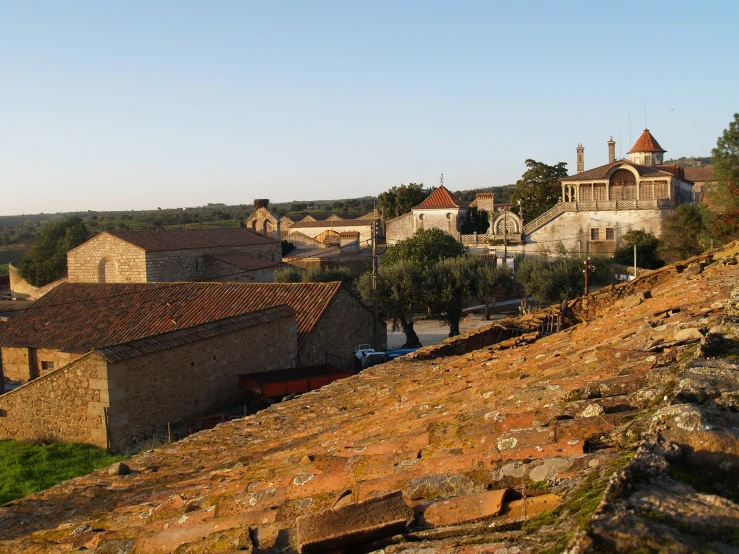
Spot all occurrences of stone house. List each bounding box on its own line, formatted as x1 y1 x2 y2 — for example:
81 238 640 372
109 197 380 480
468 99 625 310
0 304 297 449
385 186 469 244
0 280 380 382
67 228 281 284
245 201 282 241
0 280 382 448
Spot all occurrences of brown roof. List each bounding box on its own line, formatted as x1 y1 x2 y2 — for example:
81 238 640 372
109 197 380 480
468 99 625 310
684 166 716 182
414 185 466 209
627 128 666 153
205 253 285 271
96 305 295 362
564 160 674 181
3 247 738 552
95 228 277 252
0 281 344 352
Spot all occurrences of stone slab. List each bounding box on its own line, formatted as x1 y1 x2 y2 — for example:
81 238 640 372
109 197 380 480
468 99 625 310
295 490 412 553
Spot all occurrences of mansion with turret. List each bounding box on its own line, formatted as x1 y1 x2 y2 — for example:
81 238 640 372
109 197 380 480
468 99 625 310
463 129 695 257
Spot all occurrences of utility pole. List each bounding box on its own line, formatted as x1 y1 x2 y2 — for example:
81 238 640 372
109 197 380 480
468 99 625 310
584 258 590 295
503 207 508 262
371 219 379 350
633 245 637 280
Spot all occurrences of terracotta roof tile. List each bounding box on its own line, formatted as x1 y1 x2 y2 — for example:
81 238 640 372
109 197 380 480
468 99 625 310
564 160 674 181
627 128 666 153
414 185 466 209
96 305 296 362
2 245 739 552
684 166 716 182
100 228 277 251
0 281 343 351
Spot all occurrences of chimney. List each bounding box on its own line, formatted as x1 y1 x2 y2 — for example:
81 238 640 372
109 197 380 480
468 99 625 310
608 137 616 163
576 144 585 173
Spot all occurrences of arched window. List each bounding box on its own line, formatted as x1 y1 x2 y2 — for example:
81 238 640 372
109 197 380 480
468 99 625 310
609 169 636 201
97 256 118 283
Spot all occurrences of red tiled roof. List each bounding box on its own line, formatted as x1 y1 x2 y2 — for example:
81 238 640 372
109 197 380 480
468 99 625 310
627 129 666 154
99 228 277 251
564 160 674 181
3 247 738 551
0 281 344 352
684 166 716 183
205 253 285 271
97 305 296 362
413 185 466 209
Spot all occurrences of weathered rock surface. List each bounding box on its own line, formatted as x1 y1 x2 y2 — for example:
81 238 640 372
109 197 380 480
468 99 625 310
2 245 739 553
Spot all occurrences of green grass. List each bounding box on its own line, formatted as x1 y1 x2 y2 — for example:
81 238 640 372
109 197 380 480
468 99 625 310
0 439 126 505
0 263 7 276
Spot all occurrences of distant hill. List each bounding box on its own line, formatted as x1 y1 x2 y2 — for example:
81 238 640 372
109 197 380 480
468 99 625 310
664 156 712 168
454 184 516 205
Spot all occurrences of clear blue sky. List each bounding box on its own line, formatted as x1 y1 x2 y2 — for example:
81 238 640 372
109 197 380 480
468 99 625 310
1 1 737 215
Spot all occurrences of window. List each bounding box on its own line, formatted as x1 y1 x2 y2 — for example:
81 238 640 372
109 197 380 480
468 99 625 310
591 227 616 241
446 213 452 220
644 155 651 165
41 361 54 371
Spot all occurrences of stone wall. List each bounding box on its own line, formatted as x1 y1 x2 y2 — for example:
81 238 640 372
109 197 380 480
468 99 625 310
0 353 110 447
106 315 297 449
525 208 666 257
298 288 384 366
203 257 277 283
1 347 81 382
8 263 67 300
385 213 415 244
67 233 281 283
67 234 147 283
145 244 281 282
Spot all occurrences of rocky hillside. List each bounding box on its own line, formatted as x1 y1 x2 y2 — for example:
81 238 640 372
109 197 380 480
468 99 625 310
1 246 738 553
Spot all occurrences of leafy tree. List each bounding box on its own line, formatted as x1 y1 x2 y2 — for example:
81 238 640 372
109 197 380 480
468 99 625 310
358 261 424 347
424 256 479 337
377 183 430 220
476 264 513 320
613 229 664 270
658 204 708 263
382 228 465 270
510 159 568 221
281 240 296 256
274 264 353 286
460 207 490 234
710 113 739 239
18 217 89 287
303 266 353 286
516 255 614 305
274 266 303 283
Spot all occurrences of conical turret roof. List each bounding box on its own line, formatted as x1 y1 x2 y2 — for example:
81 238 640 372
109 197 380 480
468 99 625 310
628 129 666 154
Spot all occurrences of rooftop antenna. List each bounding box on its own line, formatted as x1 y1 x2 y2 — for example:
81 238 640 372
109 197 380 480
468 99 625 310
440 172 444 187
644 100 648 129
